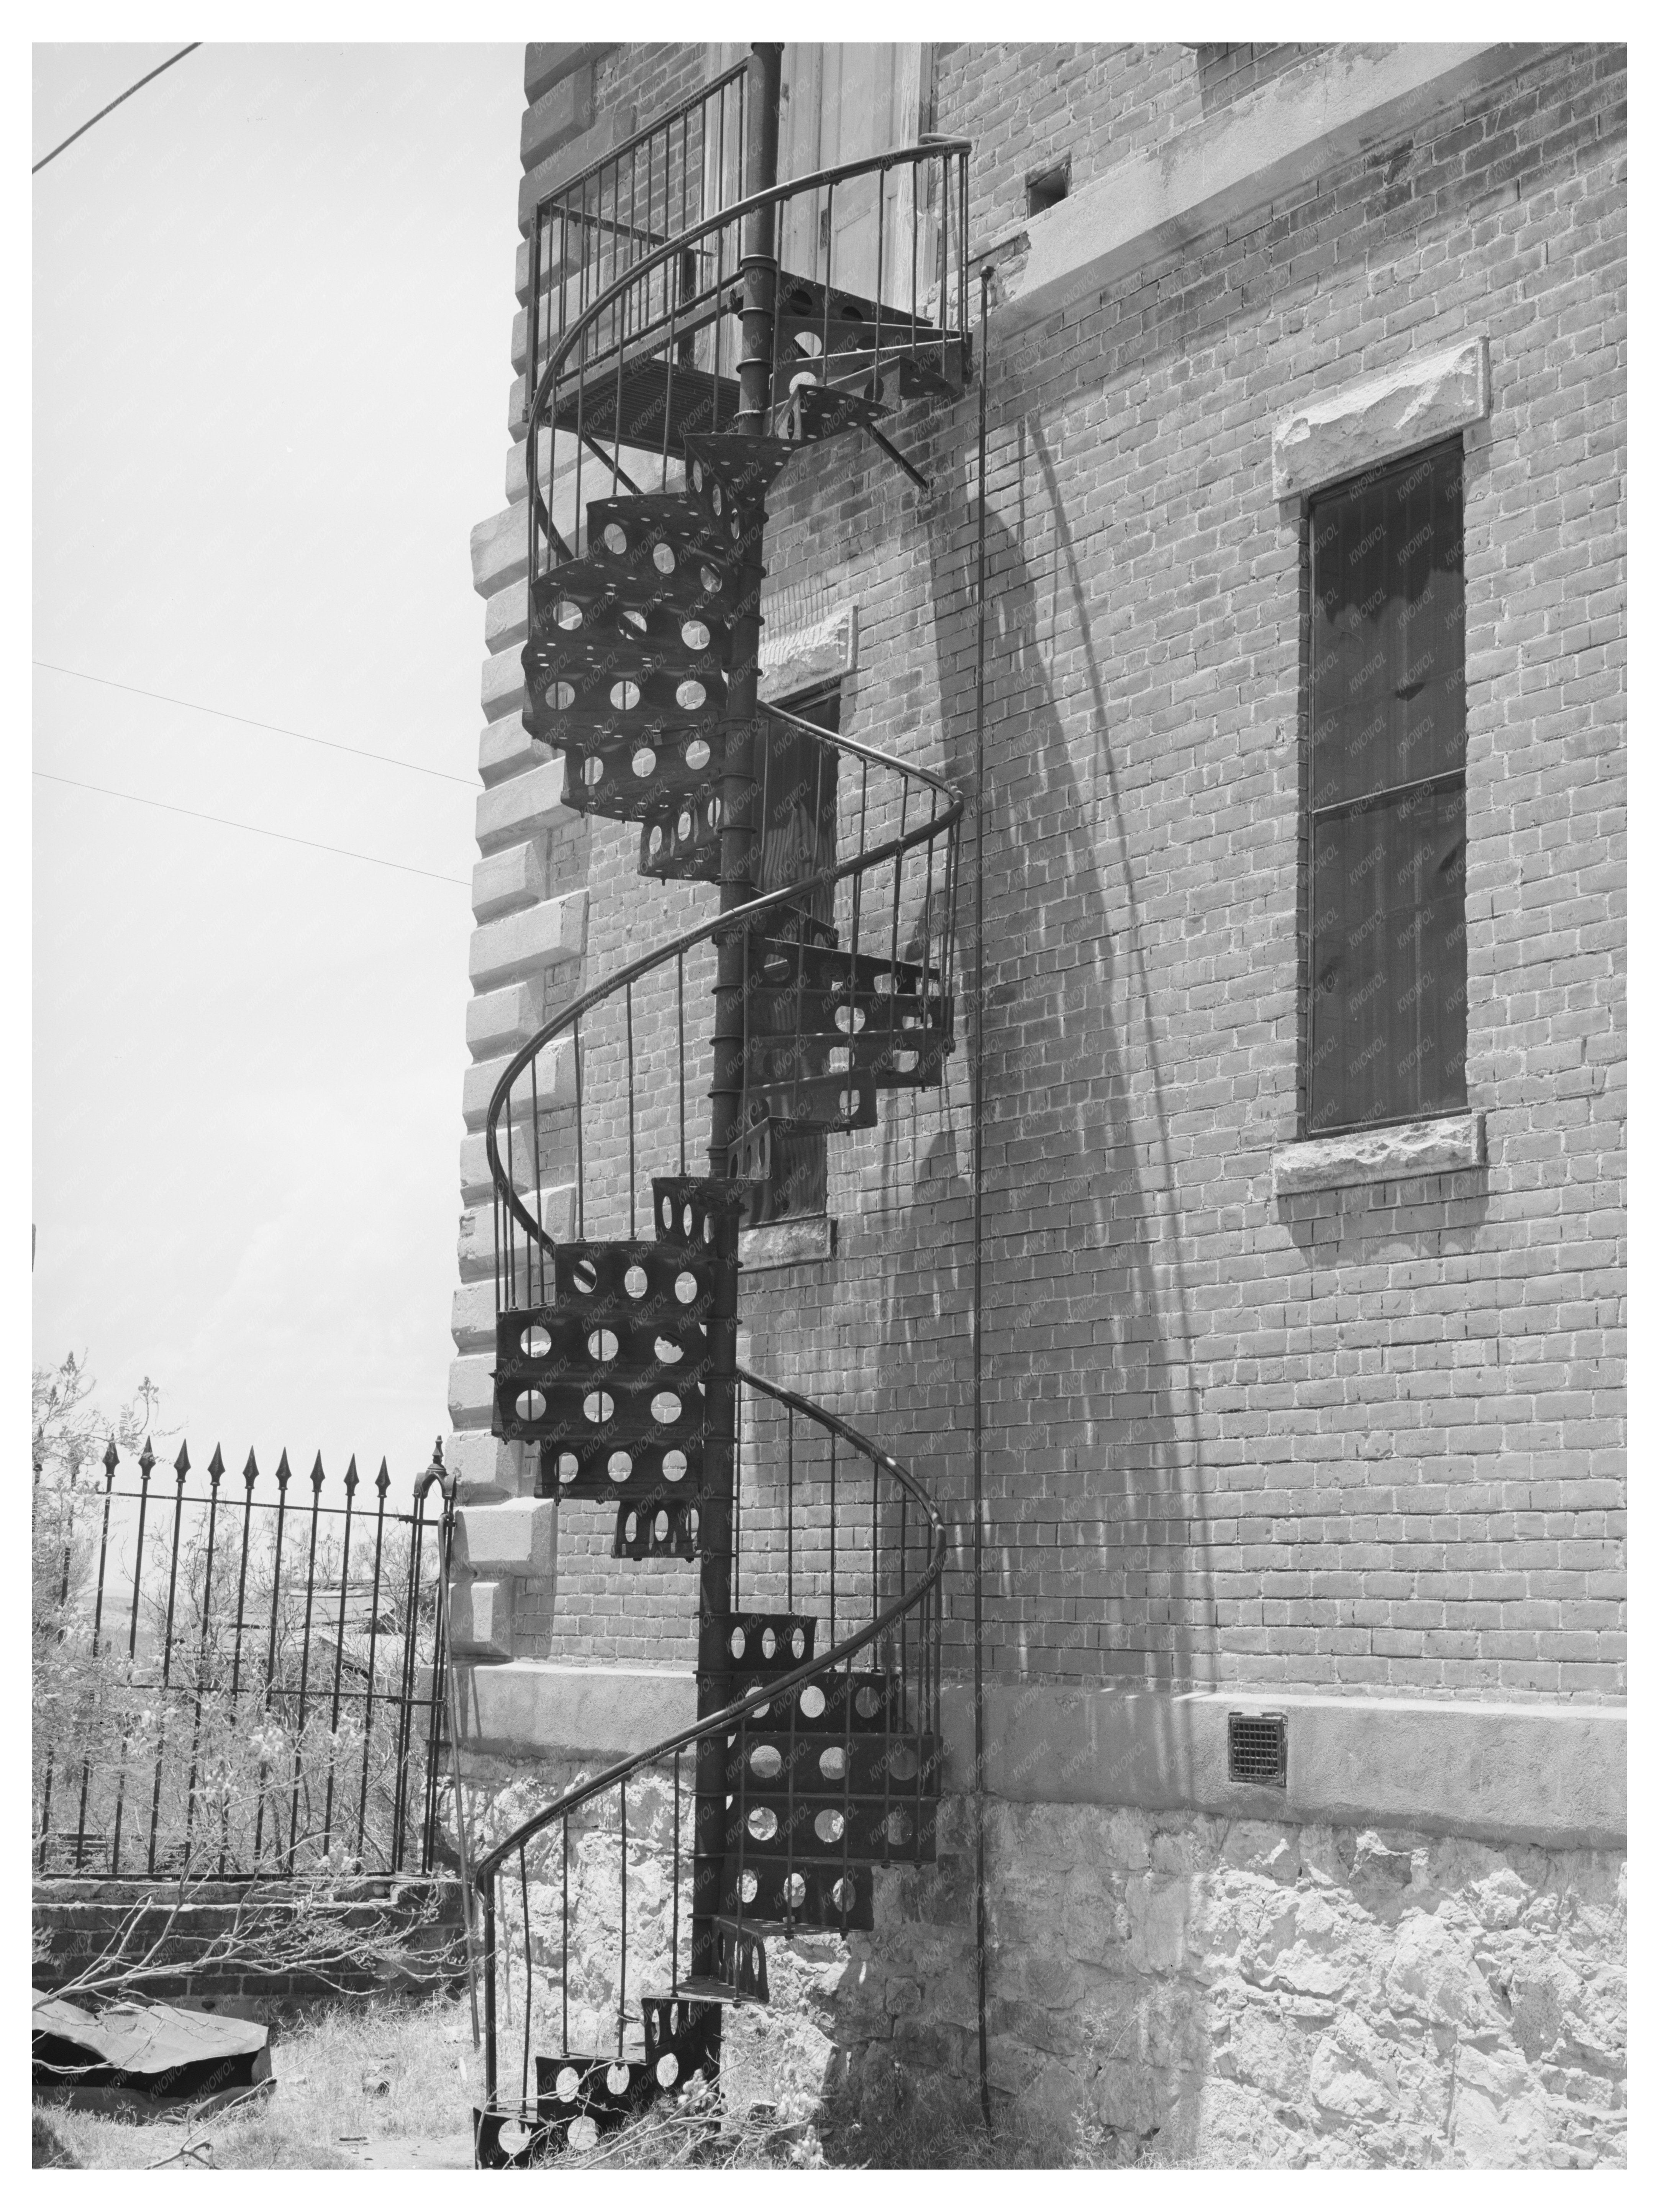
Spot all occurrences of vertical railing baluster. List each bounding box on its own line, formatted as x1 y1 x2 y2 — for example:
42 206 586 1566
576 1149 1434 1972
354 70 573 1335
574 1017 585 1238
677 953 687 1176
320 1456 357 1861
221 1450 259 1874
874 161 886 395
529 1054 543 1309
251 1449 292 1869
618 1785 628 2055
35 1477 74 1869
829 1428 837 1651
389 1479 430 1873
72 1441 120 1871
521 1845 534 2099
356 1459 391 1864
626 980 637 1239
786 1407 794 1618
181 1444 225 1868
283 1453 326 1871
420 1459 451 1875
561 1822 570 2052
144 1442 190 1876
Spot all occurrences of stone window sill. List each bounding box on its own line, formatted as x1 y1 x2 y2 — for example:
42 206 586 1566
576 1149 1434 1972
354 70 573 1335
1272 1111 1485 1199
739 1216 837 1271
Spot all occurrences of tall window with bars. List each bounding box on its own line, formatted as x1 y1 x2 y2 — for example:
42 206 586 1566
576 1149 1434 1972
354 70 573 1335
1302 440 1469 1136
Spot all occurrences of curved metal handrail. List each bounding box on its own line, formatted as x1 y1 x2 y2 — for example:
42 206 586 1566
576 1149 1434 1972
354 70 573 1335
525 136 971 564
483 710 964 1262
472 1365 946 1896
527 136 972 435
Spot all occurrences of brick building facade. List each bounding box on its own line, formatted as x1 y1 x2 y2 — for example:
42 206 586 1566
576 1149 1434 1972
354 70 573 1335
448 44 1626 2164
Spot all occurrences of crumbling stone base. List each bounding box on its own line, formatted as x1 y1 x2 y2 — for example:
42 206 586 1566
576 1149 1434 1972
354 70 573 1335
835 1799 1626 2169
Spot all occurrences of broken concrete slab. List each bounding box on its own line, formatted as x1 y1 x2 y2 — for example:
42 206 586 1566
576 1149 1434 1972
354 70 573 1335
32 1989 271 2104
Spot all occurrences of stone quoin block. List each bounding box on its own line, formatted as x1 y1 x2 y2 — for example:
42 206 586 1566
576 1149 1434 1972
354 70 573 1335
454 1500 557 1579
463 980 542 1059
471 838 548 923
474 758 573 852
467 887 587 990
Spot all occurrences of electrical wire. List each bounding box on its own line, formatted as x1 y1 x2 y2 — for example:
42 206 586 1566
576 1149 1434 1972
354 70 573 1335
32 44 202 175
33 662 476 789
33 770 470 888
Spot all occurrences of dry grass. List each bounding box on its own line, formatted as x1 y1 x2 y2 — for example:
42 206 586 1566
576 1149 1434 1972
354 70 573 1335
37 1992 1164 2171
34 1991 479 2170
551 2069 1145 2171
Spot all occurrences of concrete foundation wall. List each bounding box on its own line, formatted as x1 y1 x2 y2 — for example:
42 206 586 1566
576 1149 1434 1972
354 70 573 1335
848 1800 1625 2167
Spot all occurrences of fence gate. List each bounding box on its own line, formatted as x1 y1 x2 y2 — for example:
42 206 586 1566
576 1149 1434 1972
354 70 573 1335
32 1438 451 1881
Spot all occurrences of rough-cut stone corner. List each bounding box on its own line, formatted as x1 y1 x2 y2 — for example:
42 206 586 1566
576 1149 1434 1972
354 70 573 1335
846 1801 1626 2169
1272 1112 1486 1199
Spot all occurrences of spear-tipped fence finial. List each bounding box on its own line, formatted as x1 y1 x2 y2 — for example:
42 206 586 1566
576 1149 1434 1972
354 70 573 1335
242 1448 259 1491
344 1455 359 1495
139 1436 156 1480
173 1441 190 1482
274 1448 292 1491
207 1445 225 1487
309 1451 326 1494
375 1457 391 1496
102 1438 119 1479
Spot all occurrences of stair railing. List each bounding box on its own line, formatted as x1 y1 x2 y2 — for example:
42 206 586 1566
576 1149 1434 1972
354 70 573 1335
472 1371 946 2149
524 138 972 575
525 61 751 417
485 710 962 1310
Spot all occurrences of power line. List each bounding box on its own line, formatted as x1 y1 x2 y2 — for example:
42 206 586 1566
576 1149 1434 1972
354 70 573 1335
33 770 471 889
33 662 477 789
33 44 203 175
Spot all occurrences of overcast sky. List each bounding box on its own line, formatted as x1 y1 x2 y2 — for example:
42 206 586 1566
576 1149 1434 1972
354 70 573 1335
32 43 523 1490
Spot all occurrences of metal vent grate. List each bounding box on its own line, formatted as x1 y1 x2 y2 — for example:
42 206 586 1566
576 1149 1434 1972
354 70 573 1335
1228 1710 1287 1787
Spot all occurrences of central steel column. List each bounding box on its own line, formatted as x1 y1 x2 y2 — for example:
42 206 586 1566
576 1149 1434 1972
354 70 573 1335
693 39 784 1990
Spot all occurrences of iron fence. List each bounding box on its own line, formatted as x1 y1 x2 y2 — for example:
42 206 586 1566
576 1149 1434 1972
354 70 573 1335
32 1437 452 1881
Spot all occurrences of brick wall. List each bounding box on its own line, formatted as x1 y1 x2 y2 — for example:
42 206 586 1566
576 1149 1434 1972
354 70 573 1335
456 44 1626 1700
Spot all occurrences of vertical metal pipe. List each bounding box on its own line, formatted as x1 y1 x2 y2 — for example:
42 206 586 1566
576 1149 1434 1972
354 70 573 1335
693 36 783 2003
972 263 992 2130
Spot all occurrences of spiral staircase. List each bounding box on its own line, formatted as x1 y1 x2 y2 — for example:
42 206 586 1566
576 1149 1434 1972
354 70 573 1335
470 118 973 2167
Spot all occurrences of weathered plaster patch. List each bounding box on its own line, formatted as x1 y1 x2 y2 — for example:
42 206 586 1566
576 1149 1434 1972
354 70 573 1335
1272 337 1491 498
1272 1111 1486 1199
